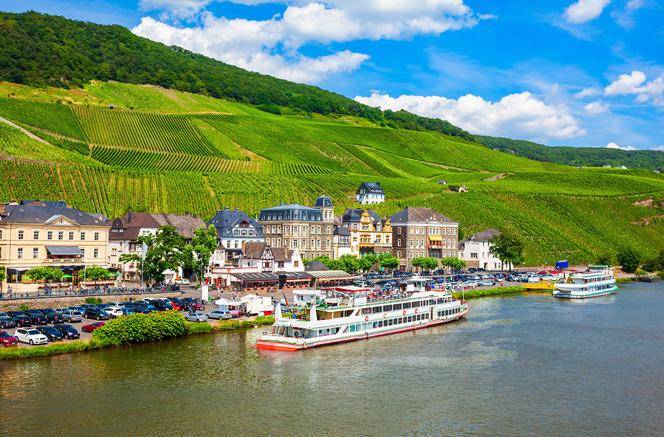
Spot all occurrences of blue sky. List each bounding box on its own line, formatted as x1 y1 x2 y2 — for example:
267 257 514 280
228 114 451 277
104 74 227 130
4 0 663 150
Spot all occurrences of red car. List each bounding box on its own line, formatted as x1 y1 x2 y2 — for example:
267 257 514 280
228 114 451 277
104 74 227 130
0 330 18 347
81 322 105 333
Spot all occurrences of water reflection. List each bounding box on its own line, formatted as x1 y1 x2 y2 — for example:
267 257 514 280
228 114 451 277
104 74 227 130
1 283 663 436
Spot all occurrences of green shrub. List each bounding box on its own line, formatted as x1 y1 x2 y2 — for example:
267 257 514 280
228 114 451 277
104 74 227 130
18 303 30 311
92 311 187 344
85 297 103 304
452 286 523 300
185 321 213 334
0 339 113 361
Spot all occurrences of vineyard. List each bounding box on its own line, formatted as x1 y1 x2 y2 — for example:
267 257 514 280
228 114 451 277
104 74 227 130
1 81 663 264
73 106 221 156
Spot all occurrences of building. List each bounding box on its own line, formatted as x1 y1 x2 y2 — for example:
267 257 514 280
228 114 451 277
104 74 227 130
332 226 351 259
259 196 334 259
0 200 110 288
340 208 392 256
356 182 385 205
207 207 264 265
459 229 508 270
108 212 204 282
390 207 459 268
239 241 304 273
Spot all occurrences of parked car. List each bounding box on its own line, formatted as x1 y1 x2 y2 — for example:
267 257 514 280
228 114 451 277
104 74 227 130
120 308 135 316
7 312 32 327
24 310 48 325
81 322 106 333
150 300 173 311
61 310 83 323
36 326 64 342
41 308 62 324
69 306 87 315
53 324 81 340
480 280 495 287
0 330 18 347
186 312 208 322
103 306 124 318
84 308 109 320
207 310 232 320
14 328 48 345
0 316 17 329
175 278 190 285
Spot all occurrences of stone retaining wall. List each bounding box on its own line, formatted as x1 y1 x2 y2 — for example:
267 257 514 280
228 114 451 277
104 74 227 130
0 292 182 311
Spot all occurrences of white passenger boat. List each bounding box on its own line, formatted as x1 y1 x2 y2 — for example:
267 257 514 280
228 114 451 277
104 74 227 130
553 265 618 299
256 285 468 351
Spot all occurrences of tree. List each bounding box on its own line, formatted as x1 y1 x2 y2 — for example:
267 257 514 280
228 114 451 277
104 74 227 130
25 266 63 283
489 234 524 271
132 226 186 284
338 255 360 274
411 257 438 271
357 254 378 272
378 253 399 271
0 266 5 293
441 257 466 272
617 247 641 274
596 253 615 266
658 249 664 271
83 265 112 285
185 224 218 283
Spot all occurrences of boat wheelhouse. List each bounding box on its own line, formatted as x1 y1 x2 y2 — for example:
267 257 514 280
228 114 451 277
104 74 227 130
553 265 618 299
256 285 468 351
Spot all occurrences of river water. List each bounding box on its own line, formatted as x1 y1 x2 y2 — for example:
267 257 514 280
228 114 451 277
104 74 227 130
1 282 663 436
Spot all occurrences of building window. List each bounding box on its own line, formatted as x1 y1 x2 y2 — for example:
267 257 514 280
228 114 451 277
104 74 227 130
81 248 85 258
33 231 39 240
33 248 39 259
94 248 99 259
17 248 23 259
58 231 64 240
80 231 86 241
47 231 53 240
94 232 99 241
0 230 2 239
18 230 24 240
69 231 74 240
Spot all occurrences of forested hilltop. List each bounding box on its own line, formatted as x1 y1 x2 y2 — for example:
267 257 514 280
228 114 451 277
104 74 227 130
476 136 664 171
0 11 470 140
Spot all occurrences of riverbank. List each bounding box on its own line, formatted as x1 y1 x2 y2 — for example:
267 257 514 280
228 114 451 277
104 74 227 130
453 286 524 300
0 315 274 361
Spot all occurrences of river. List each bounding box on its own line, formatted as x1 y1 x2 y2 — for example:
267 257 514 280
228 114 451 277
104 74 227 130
1 282 663 436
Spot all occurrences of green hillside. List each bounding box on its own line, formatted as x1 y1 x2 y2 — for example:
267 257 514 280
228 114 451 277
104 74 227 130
1 81 663 265
0 11 470 140
476 135 664 171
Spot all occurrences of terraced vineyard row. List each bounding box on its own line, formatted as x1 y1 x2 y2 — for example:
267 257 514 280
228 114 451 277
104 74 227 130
73 106 220 156
91 146 262 173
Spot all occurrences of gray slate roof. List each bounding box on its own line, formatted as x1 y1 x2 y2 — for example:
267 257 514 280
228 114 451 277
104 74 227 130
389 207 456 225
208 208 263 238
0 201 109 226
357 182 384 195
341 208 382 225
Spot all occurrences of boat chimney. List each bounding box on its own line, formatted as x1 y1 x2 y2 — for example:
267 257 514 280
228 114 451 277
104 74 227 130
310 305 317 323
275 302 282 321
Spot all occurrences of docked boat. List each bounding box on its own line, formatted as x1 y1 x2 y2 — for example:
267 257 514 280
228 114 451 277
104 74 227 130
256 285 468 351
553 265 618 299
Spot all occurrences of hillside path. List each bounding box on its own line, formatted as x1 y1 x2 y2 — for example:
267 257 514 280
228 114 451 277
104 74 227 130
0 116 51 145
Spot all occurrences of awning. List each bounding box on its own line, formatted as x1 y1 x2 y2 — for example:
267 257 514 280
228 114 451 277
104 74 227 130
428 235 443 242
307 270 355 280
46 246 82 256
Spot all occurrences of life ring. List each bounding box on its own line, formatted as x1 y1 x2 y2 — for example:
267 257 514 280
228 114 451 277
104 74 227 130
414 308 418 314
364 315 369 322
383 313 387 319
402 309 407 315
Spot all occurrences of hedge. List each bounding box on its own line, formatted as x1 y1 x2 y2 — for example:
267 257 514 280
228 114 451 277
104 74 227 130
92 311 187 344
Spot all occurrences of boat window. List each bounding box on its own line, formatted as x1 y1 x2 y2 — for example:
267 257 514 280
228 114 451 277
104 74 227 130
393 303 402 311
361 308 370 315
383 304 392 312
373 306 382 314
403 302 412 309
373 322 378 329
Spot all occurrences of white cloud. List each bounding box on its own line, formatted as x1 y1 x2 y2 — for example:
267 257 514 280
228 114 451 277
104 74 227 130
133 15 368 83
574 87 601 99
654 145 664 152
564 0 611 24
604 70 664 105
584 101 609 114
355 91 586 140
133 0 489 83
606 142 636 150
626 0 644 11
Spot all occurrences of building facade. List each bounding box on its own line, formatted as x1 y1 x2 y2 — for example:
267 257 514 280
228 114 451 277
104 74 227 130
207 207 264 266
340 208 392 256
356 182 385 205
239 242 304 273
332 226 352 259
0 201 110 287
459 229 507 270
259 196 334 260
108 212 204 282
390 207 459 268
